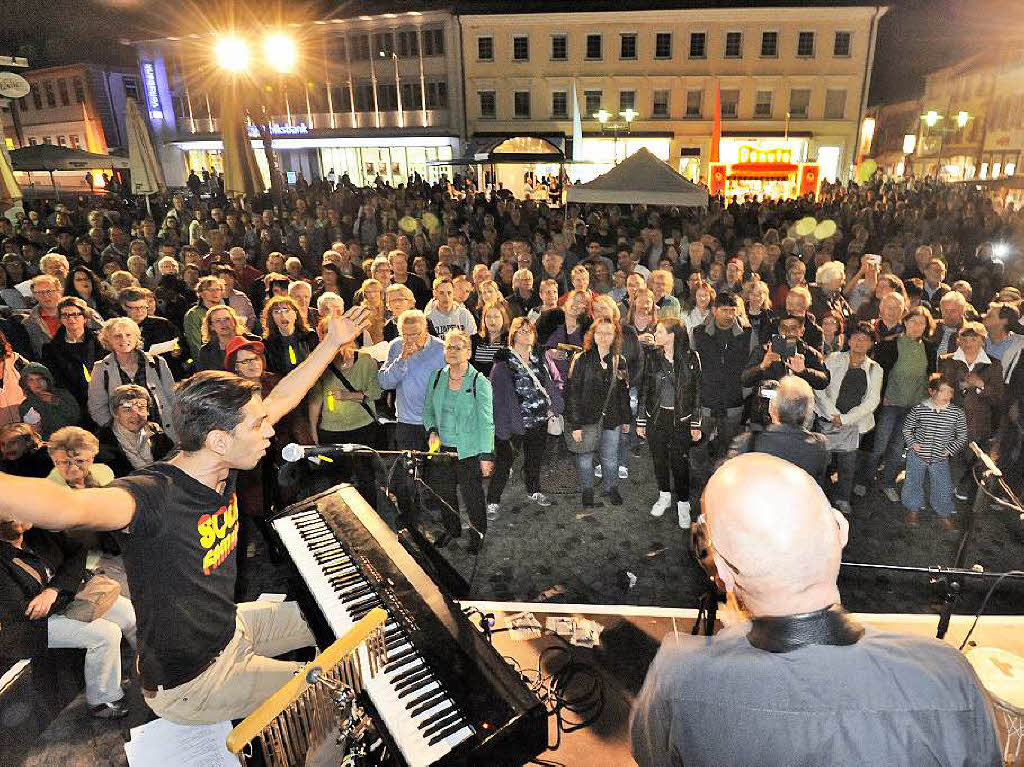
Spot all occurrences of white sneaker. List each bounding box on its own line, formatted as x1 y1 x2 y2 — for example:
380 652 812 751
677 501 692 529
529 492 553 507
486 503 500 521
618 466 628 479
650 491 672 518
594 464 602 479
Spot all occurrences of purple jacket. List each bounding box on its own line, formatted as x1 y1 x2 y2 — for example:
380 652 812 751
489 349 556 441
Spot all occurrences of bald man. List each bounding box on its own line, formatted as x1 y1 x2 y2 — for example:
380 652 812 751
630 454 1000 767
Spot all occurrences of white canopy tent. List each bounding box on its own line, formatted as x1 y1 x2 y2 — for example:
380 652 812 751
566 148 708 208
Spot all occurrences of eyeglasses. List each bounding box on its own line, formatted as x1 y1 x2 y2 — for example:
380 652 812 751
235 357 262 367
118 401 150 413
445 344 469 353
54 457 92 470
59 311 84 319
271 307 295 315
33 289 59 296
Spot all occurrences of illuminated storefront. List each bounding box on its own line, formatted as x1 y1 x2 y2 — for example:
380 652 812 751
709 138 821 199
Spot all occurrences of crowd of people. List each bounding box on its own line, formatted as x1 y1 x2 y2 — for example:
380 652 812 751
1 170 1024 726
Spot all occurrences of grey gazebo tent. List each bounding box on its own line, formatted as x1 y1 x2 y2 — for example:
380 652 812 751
566 147 708 207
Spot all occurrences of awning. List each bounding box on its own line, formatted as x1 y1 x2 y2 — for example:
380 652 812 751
10 144 129 171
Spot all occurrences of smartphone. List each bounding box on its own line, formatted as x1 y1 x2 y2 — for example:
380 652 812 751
864 254 881 267
770 334 796 359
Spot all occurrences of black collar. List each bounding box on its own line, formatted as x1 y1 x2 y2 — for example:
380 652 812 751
747 604 864 653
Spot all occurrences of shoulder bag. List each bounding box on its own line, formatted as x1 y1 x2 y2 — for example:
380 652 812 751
330 361 379 425
564 354 618 454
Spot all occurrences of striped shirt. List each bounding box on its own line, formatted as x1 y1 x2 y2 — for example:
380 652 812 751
902 400 968 463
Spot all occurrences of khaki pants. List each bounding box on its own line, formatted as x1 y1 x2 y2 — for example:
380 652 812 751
146 600 315 724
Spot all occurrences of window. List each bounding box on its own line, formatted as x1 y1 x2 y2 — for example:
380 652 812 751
685 89 702 118
32 89 42 109
620 33 637 60
354 34 371 60
754 90 773 118
789 88 811 118
824 88 846 119
355 84 374 112
655 32 672 59
514 90 531 118
720 89 739 119
477 36 493 61
43 136 53 144
513 35 529 61
833 31 851 57
397 30 418 58
551 34 567 61
761 31 778 57
123 76 139 102
330 36 348 60
689 32 706 58
57 135 67 147
374 32 394 56
584 89 602 117
426 81 447 108
57 79 70 106
401 82 422 108
379 84 398 111
551 90 567 118
619 90 636 113
69 134 80 149
422 29 444 57
797 31 815 57
28 137 37 146
479 90 496 118
43 80 56 107
586 34 602 60
724 31 743 58
652 89 670 118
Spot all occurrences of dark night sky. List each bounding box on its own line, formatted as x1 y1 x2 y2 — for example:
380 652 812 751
2 0 1021 105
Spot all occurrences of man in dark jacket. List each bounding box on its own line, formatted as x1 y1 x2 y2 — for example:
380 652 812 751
729 376 829 486
692 292 753 461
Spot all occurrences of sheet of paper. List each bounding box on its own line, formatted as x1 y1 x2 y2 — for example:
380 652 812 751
365 340 391 363
506 611 542 641
125 718 236 767
148 338 180 355
257 592 287 603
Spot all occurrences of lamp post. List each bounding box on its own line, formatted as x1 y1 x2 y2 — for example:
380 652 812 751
594 108 638 164
920 108 971 181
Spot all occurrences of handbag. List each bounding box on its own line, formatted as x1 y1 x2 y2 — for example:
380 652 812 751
564 354 619 454
64 575 120 622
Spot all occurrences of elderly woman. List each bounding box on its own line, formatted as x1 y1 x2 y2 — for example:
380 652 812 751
18 362 82 439
261 295 318 376
0 514 137 719
359 278 386 345
96 385 174 477
810 261 853 326
307 323 382 504
564 318 631 508
486 318 554 518
742 279 774 344
421 329 495 554
289 279 319 330
87 317 177 441
197 304 257 372
46 426 114 489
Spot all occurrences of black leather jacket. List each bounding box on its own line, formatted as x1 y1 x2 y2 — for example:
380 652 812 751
637 345 702 429
564 348 631 428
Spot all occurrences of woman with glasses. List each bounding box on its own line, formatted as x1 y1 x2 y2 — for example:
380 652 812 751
196 305 258 372
47 426 114 489
358 278 386 345
87 317 177 442
421 330 495 554
95 385 173 477
261 295 318 376
41 297 103 417
486 318 554 519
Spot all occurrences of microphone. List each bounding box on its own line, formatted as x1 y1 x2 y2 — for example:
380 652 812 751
282 442 363 463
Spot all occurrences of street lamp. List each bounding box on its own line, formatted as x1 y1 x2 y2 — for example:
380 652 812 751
264 34 297 74
215 37 249 72
919 109 971 180
593 108 637 164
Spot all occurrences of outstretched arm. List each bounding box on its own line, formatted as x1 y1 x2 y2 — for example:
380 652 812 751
264 307 370 425
0 475 136 532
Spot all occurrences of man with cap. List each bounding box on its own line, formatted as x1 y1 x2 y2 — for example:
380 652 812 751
631 453 1001 766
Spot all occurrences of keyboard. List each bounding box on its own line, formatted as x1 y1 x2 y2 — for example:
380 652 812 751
272 485 547 766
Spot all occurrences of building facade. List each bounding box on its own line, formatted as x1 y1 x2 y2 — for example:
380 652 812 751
0 62 139 154
460 3 886 195
865 99 921 178
133 9 465 188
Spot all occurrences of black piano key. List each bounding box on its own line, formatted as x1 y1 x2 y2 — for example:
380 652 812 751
385 634 406 651
408 692 449 718
394 669 432 695
350 602 384 622
384 646 417 667
404 685 444 710
420 708 462 735
347 595 382 613
379 651 418 674
427 719 472 746
339 585 375 602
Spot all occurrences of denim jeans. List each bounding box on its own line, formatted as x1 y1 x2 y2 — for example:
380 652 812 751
833 449 860 504
577 428 621 492
858 405 910 487
901 450 955 517
48 595 136 705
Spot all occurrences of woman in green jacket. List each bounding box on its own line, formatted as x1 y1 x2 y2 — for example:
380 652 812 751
422 329 495 553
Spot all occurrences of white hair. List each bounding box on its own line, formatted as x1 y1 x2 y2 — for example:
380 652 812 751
815 261 846 286
316 291 344 314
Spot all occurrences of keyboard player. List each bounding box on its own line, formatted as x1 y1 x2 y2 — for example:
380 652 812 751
0 307 370 725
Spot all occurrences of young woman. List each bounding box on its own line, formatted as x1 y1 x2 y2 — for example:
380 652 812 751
471 301 510 377
197 304 257 372
564 318 631 508
683 283 715 346
820 310 845 356
636 318 702 527
0 329 27 426
486 318 554 517
742 279 775 344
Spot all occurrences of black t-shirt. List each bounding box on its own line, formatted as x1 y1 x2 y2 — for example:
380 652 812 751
112 462 239 689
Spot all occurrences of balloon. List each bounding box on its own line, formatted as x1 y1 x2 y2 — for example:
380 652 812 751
398 215 419 234
858 159 878 182
814 219 837 240
795 217 817 237
422 211 440 233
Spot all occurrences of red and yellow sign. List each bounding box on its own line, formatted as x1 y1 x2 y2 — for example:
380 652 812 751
737 146 794 164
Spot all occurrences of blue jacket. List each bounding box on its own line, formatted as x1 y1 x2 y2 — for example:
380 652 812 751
378 335 445 425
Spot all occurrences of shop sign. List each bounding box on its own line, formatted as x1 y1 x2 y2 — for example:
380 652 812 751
737 145 793 164
247 123 310 137
142 62 163 120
